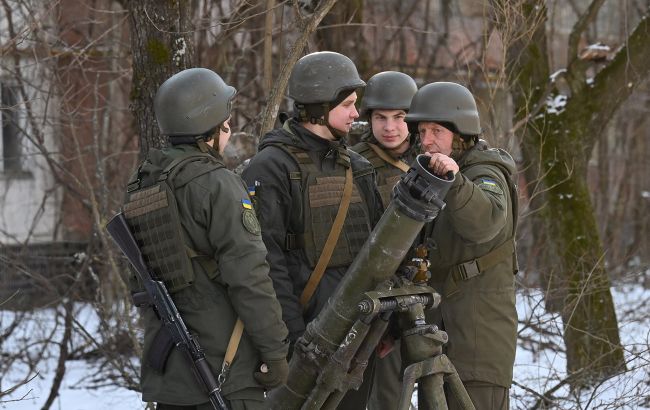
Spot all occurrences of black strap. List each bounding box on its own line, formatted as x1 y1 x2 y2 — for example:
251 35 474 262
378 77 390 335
285 233 305 250
451 239 516 281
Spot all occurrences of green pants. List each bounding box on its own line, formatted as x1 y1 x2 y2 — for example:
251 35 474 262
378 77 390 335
156 387 266 410
367 340 402 410
446 381 509 410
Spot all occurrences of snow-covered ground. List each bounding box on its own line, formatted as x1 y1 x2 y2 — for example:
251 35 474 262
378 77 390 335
1 278 648 409
512 277 649 409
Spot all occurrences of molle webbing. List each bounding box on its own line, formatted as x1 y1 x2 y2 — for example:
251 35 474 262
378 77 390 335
300 166 354 307
124 154 221 293
124 182 194 293
358 142 408 207
377 175 402 207
275 143 371 269
309 176 362 207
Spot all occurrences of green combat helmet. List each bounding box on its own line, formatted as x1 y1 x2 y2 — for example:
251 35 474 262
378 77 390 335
404 82 481 136
154 68 236 137
288 51 365 126
359 71 418 119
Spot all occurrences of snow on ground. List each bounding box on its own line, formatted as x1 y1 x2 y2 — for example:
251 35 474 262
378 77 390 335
512 277 650 409
1 279 649 409
0 304 144 410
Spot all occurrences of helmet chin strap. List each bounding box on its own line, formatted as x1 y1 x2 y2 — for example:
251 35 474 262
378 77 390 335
300 102 349 140
324 112 348 140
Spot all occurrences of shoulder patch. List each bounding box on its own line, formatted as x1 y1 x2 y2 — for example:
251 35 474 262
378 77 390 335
478 178 504 195
242 209 261 235
242 198 253 209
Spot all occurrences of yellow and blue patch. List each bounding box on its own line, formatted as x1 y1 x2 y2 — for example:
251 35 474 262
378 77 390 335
247 186 256 197
478 178 503 195
242 198 253 209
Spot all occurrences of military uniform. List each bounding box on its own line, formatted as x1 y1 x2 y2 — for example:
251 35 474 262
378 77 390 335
131 144 289 408
351 132 419 410
351 70 419 410
420 140 518 409
242 119 383 407
243 119 382 337
351 132 418 208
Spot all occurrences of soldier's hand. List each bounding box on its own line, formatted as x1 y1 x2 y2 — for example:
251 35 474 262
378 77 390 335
426 153 459 179
254 358 289 388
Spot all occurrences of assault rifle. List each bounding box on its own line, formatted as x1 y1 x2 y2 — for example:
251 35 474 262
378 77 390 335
106 212 229 410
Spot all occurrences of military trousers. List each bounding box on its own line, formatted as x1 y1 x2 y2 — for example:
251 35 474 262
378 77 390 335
156 387 266 410
446 381 509 410
367 340 402 410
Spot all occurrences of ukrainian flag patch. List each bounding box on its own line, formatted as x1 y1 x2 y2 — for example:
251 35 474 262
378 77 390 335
478 179 503 195
247 186 256 196
242 198 253 209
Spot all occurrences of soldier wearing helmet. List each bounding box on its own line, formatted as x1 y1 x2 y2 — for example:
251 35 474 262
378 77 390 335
349 71 417 410
242 51 383 408
127 68 289 410
352 71 418 207
406 82 518 410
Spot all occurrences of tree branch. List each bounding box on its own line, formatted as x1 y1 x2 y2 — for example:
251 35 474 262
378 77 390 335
583 8 650 147
258 0 339 136
567 0 606 68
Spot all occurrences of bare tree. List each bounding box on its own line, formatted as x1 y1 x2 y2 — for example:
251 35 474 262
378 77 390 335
490 0 650 385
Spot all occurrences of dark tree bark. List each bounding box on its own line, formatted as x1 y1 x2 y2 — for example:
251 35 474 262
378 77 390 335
491 0 650 385
121 0 196 155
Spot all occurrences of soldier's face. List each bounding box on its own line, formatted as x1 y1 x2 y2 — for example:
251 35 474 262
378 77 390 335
418 122 453 156
217 117 232 155
371 109 409 150
328 92 359 134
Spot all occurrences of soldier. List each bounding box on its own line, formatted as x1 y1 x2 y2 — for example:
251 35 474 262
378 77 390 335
350 70 418 410
405 82 518 410
126 68 289 410
242 51 383 408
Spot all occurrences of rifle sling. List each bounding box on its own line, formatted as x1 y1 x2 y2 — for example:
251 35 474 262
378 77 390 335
299 166 353 308
224 319 244 369
146 319 245 374
368 143 410 173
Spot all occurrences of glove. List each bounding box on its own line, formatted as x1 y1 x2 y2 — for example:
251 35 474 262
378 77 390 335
253 358 289 388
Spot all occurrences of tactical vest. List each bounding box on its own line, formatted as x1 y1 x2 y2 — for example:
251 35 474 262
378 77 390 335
354 142 410 207
123 151 224 293
271 143 373 269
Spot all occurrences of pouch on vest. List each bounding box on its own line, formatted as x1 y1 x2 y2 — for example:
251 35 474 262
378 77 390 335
123 154 220 293
271 143 372 269
123 177 195 293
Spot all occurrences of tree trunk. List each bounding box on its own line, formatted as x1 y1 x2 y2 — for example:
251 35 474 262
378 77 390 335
491 0 646 385
122 0 196 155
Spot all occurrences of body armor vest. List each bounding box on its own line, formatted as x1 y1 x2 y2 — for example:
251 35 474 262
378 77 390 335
354 142 409 207
123 151 224 293
272 143 372 268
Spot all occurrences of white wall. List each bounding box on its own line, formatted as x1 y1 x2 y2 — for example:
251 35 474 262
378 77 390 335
1 3 62 244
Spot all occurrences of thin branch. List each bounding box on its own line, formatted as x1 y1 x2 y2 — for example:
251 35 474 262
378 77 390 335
258 0 340 135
